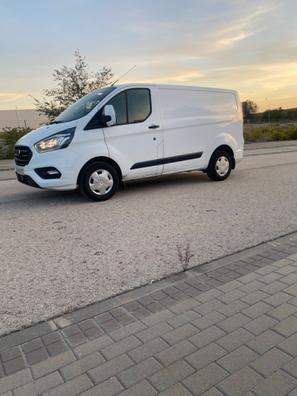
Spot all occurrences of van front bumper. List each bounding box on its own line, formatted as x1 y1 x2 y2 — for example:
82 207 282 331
15 160 78 191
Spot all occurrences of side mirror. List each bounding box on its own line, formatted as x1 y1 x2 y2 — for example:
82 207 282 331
102 104 116 127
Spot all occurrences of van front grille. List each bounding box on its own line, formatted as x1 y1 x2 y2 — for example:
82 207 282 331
14 146 33 166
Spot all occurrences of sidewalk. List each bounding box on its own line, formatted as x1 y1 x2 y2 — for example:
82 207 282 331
1 233 297 395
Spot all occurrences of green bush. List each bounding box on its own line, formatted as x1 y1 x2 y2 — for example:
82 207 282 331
0 127 31 159
244 124 297 143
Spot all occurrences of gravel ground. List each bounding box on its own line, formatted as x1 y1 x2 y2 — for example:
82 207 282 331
0 149 297 334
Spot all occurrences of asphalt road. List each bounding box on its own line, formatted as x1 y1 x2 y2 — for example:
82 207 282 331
1 143 297 334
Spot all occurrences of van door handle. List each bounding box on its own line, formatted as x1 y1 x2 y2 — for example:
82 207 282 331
148 124 160 129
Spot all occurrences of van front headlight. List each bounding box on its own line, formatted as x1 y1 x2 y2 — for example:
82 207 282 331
34 127 75 153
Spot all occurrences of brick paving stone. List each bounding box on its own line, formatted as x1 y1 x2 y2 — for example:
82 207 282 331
162 323 198 345
217 313 250 333
25 347 48 365
200 388 225 396
252 370 297 396
251 348 292 377
217 345 259 373
80 377 124 396
110 321 146 341
241 290 269 305
195 289 223 303
268 303 297 320
216 327 254 352
142 309 174 326
117 380 157 396
193 311 225 330
129 337 168 363
168 310 200 328
242 301 272 319
183 363 228 395
217 280 242 293
101 335 141 360
156 340 196 366
283 357 297 377
273 316 297 337
186 343 226 371
190 326 226 349
158 383 193 395
42 332 62 345
150 360 195 392
239 280 266 294
193 299 225 315
3 356 26 375
265 291 291 307
278 333 297 356
22 339 43 353
0 369 32 394
73 335 113 358
118 357 162 387
31 350 76 379
281 273 297 285
137 322 173 343
0 346 22 362
260 281 288 295
46 340 68 357
88 354 133 384
248 329 285 354
244 315 278 335
217 366 263 396
60 351 105 380
217 300 249 317
218 289 245 304
14 372 63 396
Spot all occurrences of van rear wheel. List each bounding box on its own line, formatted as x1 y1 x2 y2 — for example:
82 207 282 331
80 161 119 201
207 150 232 181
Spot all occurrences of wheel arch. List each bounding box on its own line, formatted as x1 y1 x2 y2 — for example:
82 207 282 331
77 156 123 186
210 144 235 169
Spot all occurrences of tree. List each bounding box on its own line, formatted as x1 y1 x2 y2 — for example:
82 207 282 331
242 100 258 123
34 50 113 120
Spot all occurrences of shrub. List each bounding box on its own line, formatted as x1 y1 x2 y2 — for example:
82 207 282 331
0 127 31 159
244 124 297 143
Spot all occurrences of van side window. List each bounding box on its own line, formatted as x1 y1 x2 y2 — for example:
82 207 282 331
108 91 127 125
127 89 151 123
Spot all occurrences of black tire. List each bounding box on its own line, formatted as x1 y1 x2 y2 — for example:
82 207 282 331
79 161 119 201
206 150 232 181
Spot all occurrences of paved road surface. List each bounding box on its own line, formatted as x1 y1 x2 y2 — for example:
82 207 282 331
0 144 297 334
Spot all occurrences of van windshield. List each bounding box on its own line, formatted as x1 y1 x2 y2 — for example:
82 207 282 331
53 87 115 123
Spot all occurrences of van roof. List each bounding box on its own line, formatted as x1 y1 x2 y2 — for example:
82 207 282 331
113 83 237 94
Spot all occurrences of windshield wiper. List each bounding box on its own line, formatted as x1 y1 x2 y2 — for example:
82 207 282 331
49 120 64 125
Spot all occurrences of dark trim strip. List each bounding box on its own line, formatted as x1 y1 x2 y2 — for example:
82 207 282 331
131 151 203 170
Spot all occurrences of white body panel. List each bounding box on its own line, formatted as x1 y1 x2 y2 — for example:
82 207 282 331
14 83 243 191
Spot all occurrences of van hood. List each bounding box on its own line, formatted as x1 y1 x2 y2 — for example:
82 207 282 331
16 120 78 147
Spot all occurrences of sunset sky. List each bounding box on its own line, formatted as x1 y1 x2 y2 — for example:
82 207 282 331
0 0 296 111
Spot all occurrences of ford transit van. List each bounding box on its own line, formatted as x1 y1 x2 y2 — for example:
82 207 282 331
14 84 243 201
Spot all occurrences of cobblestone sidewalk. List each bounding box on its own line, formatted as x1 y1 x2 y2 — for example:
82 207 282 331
1 232 297 395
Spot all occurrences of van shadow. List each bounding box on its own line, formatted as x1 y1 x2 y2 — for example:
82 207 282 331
4 171 209 208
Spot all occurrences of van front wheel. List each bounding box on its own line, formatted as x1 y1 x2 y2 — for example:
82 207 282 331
80 161 119 201
207 150 232 181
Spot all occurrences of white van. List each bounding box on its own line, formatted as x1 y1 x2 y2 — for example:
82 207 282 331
14 84 243 201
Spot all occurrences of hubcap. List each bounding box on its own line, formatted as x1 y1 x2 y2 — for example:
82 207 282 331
89 169 114 195
215 156 230 177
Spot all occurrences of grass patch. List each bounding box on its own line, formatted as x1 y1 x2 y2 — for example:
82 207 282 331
244 123 297 143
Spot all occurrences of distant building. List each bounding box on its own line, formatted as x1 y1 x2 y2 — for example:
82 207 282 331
0 109 47 130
